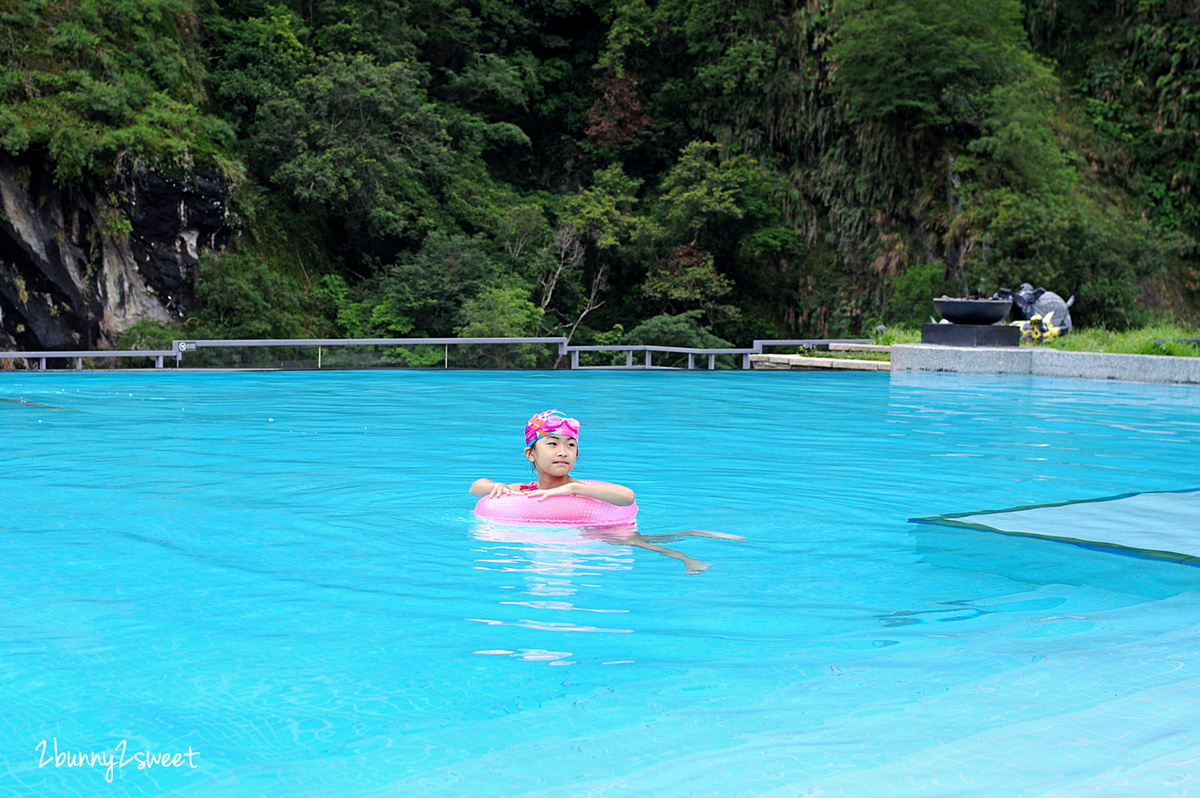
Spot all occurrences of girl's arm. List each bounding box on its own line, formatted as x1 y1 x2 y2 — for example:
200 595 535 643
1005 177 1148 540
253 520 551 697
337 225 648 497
528 481 636 506
470 479 526 498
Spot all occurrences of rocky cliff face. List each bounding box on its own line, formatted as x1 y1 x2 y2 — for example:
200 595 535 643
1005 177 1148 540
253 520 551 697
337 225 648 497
0 153 231 351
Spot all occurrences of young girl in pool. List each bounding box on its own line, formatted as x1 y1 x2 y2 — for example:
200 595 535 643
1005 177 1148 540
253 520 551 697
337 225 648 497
469 409 636 505
470 409 742 574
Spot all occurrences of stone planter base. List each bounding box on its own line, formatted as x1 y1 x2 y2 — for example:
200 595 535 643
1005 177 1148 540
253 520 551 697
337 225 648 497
921 323 1020 347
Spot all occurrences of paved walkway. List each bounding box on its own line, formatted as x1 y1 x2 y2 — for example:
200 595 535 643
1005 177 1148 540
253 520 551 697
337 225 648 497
750 342 891 371
750 354 890 371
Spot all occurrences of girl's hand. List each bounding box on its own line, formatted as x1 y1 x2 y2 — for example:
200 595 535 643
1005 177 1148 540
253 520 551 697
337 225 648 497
526 484 575 502
488 483 517 498
525 482 636 505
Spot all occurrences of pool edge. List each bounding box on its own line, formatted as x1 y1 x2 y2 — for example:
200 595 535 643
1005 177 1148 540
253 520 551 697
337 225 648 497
891 344 1200 385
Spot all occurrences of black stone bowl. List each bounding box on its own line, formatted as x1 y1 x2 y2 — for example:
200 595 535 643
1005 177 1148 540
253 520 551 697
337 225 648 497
933 298 1012 325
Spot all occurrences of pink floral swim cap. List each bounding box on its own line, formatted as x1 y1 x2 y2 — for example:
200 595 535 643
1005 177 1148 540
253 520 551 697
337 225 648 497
525 409 580 447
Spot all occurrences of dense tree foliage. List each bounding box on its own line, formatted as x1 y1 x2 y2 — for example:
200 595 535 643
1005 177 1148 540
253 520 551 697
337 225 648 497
0 0 233 183
3 0 1198 348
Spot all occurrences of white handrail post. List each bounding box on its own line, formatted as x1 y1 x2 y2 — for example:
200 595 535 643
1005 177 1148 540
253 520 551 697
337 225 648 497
39 357 46 370
625 350 632 367
708 354 716 370
75 357 82 370
645 350 652 368
688 353 694 369
742 353 750 369
571 350 579 369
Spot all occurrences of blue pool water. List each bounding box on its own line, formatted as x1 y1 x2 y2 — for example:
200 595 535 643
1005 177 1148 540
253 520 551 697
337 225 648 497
2 370 1199 796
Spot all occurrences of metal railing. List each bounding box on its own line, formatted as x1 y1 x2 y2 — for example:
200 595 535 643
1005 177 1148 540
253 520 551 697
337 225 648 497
0 349 177 370
0 336 872 371
567 344 757 370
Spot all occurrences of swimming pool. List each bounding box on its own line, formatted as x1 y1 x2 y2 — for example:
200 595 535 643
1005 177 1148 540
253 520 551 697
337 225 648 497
3 370 1199 795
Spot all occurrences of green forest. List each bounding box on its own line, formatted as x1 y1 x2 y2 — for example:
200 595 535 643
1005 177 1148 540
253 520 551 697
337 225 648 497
3 0 1198 355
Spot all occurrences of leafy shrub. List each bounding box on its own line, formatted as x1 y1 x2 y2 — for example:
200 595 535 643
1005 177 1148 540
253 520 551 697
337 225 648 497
617 310 737 368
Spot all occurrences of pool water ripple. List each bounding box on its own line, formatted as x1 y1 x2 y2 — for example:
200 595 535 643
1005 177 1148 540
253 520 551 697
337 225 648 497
1 370 1199 795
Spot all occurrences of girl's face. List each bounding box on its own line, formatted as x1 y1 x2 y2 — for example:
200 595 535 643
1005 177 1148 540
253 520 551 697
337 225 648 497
525 435 578 477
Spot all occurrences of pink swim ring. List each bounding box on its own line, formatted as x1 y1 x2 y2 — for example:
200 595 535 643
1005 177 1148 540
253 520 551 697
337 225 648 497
473 480 638 525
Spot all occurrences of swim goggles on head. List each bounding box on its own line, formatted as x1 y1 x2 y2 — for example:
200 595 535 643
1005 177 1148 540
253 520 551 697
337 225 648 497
525 409 580 447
